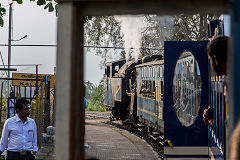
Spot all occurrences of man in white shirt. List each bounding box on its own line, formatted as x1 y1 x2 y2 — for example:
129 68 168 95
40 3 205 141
0 98 38 160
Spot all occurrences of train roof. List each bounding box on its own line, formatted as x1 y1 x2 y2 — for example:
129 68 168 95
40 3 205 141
105 59 126 67
115 61 135 76
135 59 164 68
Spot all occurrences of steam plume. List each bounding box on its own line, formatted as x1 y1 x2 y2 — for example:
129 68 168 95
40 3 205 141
115 15 145 62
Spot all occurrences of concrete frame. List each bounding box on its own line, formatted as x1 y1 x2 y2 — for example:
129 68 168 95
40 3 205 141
55 0 240 160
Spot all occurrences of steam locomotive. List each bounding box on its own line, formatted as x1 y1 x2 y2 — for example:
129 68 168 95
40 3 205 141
104 51 202 134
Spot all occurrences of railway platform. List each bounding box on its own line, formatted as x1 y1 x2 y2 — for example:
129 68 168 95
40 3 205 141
34 112 160 160
85 118 160 160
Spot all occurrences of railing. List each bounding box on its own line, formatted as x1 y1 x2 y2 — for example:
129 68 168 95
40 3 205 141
30 80 55 148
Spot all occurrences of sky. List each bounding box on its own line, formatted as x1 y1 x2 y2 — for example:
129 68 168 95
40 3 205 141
0 1 104 85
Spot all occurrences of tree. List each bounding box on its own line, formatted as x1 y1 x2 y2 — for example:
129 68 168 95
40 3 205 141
0 1 210 64
85 81 97 100
84 16 123 67
0 0 57 27
0 3 6 27
86 83 106 112
141 15 175 56
84 14 209 64
169 14 209 41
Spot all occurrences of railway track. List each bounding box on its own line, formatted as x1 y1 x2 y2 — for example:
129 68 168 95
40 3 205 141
85 111 110 119
107 120 164 158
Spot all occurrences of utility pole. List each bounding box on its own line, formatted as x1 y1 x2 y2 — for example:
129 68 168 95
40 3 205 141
36 65 38 92
7 2 13 98
7 2 13 119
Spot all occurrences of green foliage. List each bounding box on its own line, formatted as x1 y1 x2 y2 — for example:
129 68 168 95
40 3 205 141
0 3 6 27
37 0 46 5
84 14 210 62
0 18 3 27
0 0 90 27
84 16 123 67
168 14 209 41
44 2 54 12
85 81 97 100
13 0 23 4
0 0 57 27
86 84 106 112
0 98 7 134
85 16 93 22
1 98 7 112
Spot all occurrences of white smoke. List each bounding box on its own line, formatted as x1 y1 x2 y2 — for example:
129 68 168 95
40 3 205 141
114 15 145 62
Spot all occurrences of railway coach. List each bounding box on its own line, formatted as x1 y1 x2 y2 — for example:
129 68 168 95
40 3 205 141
136 59 164 133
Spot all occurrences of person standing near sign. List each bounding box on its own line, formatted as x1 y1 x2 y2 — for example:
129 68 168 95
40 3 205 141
0 98 38 160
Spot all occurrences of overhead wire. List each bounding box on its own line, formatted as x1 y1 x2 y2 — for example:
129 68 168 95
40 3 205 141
0 51 8 77
16 66 36 72
0 44 164 51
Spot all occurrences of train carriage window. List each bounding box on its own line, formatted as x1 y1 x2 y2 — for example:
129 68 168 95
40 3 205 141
154 67 156 78
158 66 161 78
145 68 147 78
151 67 153 78
148 68 150 78
145 67 147 78
139 80 156 99
142 68 144 78
155 67 157 78
160 66 163 78
143 68 145 78
173 51 202 127
148 67 150 78
147 67 148 78
143 68 145 77
153 67 155 78
150 67 152 77
160 81 164 102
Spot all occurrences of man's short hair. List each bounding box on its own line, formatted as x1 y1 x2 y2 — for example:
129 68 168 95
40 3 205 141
206 36 229 76
207 36 228 60
15 98 29 110
205 107 213 120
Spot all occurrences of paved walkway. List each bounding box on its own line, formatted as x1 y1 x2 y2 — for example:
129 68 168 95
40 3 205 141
34 118 159 160
85 119 160 160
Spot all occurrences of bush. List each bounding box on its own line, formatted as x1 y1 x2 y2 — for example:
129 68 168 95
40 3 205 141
86 84 106 112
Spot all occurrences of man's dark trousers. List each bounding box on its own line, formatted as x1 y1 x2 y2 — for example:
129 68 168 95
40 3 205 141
6 151 35 160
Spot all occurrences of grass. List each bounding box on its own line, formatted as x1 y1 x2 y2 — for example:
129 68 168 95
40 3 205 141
0 116 5 160
86 103 107 112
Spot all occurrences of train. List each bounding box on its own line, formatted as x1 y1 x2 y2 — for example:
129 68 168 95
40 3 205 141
103 16 230 160
104 39 211 158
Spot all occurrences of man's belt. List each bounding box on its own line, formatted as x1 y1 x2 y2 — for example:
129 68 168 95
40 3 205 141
8 150 31 156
